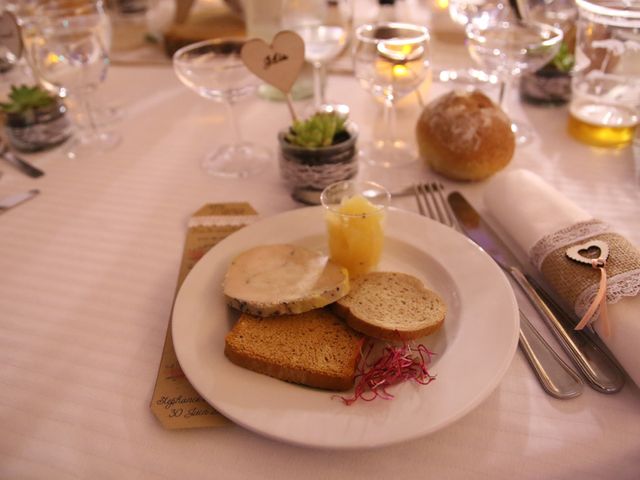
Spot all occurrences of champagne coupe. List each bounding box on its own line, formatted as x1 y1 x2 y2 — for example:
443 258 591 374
465 19 563 144
173 39 271 178
282 0 353 114
29 3 121 159
353 22 431 167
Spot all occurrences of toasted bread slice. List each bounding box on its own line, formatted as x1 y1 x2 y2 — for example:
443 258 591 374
332 272 446 341
224 310 364 391
223 244 349 317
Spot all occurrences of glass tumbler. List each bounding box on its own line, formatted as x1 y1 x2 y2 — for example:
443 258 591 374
568 0 640 147
320 180 390 279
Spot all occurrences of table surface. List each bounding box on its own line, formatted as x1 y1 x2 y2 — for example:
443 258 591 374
1 20 640 480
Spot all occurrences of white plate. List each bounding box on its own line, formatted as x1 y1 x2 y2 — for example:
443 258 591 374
172 207 519 449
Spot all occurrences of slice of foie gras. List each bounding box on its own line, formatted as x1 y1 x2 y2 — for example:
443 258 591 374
223 244 350 316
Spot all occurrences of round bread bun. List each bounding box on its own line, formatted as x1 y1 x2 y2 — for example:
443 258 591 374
416 90 515 181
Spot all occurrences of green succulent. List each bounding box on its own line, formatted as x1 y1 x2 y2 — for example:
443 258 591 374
0 84 57 114
285 112 348 148
551 42 575 73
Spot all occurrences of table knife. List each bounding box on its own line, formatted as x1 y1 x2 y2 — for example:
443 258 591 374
448 192 625 394
0 143 45 178
0 189 39 214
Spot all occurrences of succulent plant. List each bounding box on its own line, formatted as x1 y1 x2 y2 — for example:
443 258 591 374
0 84 57 115
551 42 575 73
285 111 348 149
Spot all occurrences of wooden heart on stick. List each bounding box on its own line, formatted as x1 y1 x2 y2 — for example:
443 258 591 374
240 30 305 94
0 11 23 59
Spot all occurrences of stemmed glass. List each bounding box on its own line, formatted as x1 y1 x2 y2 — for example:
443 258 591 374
29 1 121 159
430 0 507 85
465 18 563 144
353 22 431 167
282 0 353 114
31 0 121 129
173 39 271 178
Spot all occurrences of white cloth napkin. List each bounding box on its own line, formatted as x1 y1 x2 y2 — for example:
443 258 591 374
484 169 640 387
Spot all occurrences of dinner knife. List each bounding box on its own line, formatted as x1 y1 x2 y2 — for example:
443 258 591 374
0 189 39 214
0 142 45 178
448 192 625 394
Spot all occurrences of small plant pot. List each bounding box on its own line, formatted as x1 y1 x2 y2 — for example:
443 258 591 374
4 99 71 152
520 67 572 106
278 122 359 204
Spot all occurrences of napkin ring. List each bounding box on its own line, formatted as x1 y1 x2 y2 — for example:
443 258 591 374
530 219 640 335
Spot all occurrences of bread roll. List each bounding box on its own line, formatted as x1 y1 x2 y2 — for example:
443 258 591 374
416 90 515 181
332 272 446 341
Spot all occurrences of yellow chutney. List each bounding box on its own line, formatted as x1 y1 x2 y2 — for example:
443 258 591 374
325 194 386 279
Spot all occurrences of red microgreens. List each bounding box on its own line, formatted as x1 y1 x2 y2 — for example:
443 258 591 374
335 341 436 405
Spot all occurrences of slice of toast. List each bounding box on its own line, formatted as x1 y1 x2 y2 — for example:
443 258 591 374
224 310 363 391
223 244 349 317
332 272 446 341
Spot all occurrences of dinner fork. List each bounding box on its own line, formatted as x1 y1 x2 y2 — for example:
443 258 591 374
414 182 584 399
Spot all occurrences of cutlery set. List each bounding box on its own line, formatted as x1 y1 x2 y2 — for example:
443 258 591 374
414 182 625 399
0 141 44 215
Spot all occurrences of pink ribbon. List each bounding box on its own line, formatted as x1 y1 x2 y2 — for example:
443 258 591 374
575 259 610 337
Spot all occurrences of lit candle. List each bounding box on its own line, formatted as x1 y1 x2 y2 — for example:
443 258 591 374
429 0 464 40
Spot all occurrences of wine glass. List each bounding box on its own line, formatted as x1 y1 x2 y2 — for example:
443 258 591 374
465 18 563 144
29 3 121 159
427 0 508 85
173 39 271 178
353 22 431 167
448 0 510 30
282 0 353 114
27 0 122 128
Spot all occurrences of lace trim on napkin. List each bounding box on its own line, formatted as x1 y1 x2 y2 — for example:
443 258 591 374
575 269 640 317
530 219 611 271
188 215 259 228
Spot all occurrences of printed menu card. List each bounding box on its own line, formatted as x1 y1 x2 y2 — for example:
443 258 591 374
150 203 258 429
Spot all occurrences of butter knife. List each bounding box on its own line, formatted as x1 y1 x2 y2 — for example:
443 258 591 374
448 192 625 394
0 189 39 214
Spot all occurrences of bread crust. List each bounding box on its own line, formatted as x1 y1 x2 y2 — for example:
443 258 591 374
332 272 446 341
416 90 515 181
224 310 363 391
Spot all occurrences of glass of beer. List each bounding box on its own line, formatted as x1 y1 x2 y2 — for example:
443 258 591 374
568 0 640 148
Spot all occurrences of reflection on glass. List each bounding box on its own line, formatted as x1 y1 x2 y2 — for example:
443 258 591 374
353 22 431 167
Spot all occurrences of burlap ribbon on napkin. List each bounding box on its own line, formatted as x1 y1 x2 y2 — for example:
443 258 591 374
531 220 640 319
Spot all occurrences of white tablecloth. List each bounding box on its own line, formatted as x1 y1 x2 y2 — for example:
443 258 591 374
1 34 640 479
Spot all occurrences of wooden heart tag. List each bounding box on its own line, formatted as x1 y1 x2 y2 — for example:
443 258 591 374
566 240 609 267
0 11 23 61
566 239 611 335
240 30 305 94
